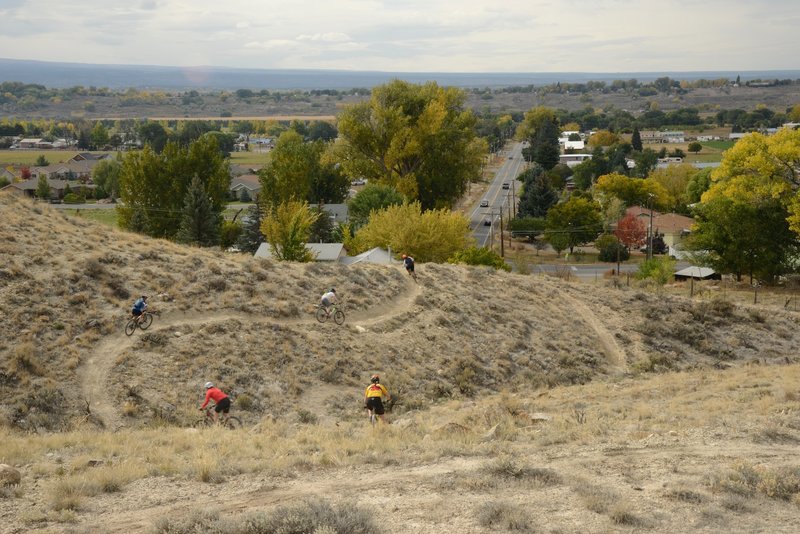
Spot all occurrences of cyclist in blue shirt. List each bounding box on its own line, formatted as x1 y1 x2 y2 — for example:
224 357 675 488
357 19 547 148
131 295 148 324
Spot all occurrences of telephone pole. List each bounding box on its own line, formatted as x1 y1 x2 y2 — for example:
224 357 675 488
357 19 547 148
499 209 505 257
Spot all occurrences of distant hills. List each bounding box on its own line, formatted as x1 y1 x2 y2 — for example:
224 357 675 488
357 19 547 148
2 57 799 91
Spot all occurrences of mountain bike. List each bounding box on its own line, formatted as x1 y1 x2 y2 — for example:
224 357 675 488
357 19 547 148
315 303 345 325
195 406 241 429
125 311 153 336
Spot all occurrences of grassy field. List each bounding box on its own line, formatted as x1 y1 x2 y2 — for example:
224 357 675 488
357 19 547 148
62 208 119 227
0 149 91 166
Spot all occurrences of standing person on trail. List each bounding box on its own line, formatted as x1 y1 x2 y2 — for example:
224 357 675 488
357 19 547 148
364 374 391 424
199 382 231 424
320 288 337 316
401 254 415 278
131 295 148 324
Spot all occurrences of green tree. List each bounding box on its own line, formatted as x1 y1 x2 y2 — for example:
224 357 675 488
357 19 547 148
595 173 669 209
35 175 51 199
307 121 338 142
518 166 557 218
685 168 713 203
544 197 603 254
508 216 546 242
630 148 659 178
90 122 110 149
138 121 169 153
347 183 405 228
308 206 335 243
258 130 316 209
647 163 696 213
687 196 796 283
531 118 561 169
337 80 485 209
236 203 264 253
636 256 676 285
118 136 230 239
596 234 630 262
631 126 643 152
687 141 702 154
448 246 511 271
34 155 49 167
354 202 470 262
92 156 122 199
260 200 319 262
220 220 243 250
176 175 221 246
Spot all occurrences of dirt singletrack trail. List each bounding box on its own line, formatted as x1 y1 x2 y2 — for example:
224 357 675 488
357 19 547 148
557 289 627 370
79 275 421 429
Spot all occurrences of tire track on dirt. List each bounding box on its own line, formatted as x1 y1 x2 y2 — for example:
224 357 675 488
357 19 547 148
557 289 627 369
80 274 421 429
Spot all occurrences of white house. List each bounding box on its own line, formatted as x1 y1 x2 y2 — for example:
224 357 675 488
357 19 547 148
254 242 345 262
559 154 592 167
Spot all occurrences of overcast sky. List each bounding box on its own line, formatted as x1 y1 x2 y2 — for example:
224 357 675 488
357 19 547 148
1 0 797 73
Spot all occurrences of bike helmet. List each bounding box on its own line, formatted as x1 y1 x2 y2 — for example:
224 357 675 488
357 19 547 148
141 295 148 300
370 374 380 383
401 254 407 259
204 381 214 389
330 288 336 293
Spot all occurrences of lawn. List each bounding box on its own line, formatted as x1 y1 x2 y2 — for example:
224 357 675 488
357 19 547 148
228 151 271 166
62 208 119 227
0 149 113 166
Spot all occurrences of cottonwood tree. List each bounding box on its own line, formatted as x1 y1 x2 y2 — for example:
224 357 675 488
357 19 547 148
337 80 485 209
118 135 230 238
259 130 348 210
92 156 122 199
347 183 405 228
354 202 471 262
518 107 560 169
260 200 319 262
544 197 603 254
595 173 669 209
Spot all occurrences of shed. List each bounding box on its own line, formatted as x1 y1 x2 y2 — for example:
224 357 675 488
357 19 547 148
340 247 393 265
674 266 720 281
254 242 345 262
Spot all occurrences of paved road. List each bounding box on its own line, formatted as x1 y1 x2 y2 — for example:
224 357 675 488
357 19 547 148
530 261 692 281
469 141 525 246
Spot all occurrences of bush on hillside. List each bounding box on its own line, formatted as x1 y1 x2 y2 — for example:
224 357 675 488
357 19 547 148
448 246 511 271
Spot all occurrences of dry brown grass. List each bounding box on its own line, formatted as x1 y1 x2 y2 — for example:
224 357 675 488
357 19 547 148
3 191 800 531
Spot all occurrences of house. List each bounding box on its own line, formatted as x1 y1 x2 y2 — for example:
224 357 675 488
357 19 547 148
254 242 346 262
563 140 585 151
31 160 99 182
229 174 261 201
0 168 16 183
70 153 111 162
340 247 394 265
661 131 685 143
321 203 349 223
3 178 94 199
559 154 592 167
620 207 694 250
674 266 720 281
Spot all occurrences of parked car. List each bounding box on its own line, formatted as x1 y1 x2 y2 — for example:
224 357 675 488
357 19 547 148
480 199 489 207
351 179 367 186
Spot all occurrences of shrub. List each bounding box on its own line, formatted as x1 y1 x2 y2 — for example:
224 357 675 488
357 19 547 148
636 256 676 285
448 246 511 271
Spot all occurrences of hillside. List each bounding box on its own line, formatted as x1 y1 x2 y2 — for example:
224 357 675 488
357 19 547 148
2 192 800 532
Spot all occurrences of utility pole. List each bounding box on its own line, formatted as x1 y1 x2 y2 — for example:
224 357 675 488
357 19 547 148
511 180 516 218
499 209 505 257
647 194 655 261
489 209 494 251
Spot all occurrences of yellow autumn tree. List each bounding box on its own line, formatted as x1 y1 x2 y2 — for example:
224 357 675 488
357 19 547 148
260 200 319 262
354 202 472 262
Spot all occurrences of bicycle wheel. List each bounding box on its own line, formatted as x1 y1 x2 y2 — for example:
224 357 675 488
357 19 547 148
125 319 137 336
333 309 345 325
315 307 329 323
140 313 153 330
370 413 377 427
224 416 242 429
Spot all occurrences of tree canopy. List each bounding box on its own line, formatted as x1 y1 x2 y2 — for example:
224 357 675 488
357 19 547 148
118 135 230 238
544 197 603 254
336 80 485 210
347 183 406 228
353 202 471 262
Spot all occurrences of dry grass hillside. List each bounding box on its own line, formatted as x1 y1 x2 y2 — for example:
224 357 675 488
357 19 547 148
2 192 800 533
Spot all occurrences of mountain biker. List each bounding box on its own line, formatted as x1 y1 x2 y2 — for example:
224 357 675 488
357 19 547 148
199 381 231 424
402 254 415 277
364 374 391 424
131 295 148 324
320 288 337 316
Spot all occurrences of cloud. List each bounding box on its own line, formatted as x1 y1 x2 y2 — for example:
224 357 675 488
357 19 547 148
296 33 352 43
